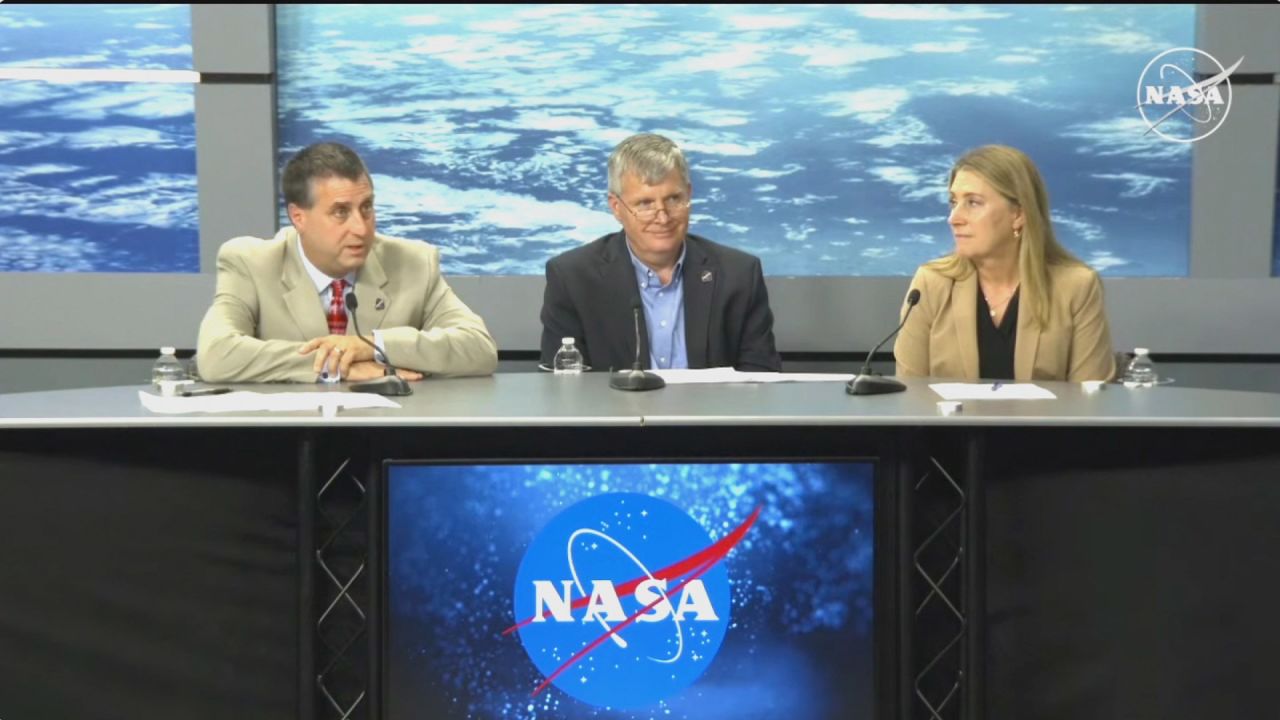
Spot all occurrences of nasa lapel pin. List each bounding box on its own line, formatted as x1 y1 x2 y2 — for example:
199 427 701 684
700 270 713 283
374 297 386 311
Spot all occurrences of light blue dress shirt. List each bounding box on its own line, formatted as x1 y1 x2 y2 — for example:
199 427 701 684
625 238 687 370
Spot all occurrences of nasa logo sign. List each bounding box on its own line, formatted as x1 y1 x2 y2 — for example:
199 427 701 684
1136 47 1243 144
506 493 758 709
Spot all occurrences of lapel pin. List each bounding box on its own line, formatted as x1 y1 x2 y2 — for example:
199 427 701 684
701 270 713 283
375 297 386 311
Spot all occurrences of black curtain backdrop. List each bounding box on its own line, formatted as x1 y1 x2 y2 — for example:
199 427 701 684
0 429 298 720
985 428 1280 720
3 422 1277 720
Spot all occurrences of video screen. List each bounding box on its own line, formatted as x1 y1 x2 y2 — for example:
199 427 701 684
386 461 876 719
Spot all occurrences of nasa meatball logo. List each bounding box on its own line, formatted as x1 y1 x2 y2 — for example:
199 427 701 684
506 493 758 709
1136 47 1242 144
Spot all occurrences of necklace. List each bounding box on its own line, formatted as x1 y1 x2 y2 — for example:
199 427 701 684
982 285 1018 318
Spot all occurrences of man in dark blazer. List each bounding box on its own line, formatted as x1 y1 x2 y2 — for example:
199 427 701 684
540 133 781 372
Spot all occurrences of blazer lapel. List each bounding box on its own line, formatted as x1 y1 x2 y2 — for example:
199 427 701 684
353 238 390 331
599 234 649 368
1014 289 1041 381
282 237 330 340
681 238 713 368
952 273 980 379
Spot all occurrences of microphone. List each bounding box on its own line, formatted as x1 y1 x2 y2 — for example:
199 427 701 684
846 288 921 396
343 290 412 397
609 304 666 392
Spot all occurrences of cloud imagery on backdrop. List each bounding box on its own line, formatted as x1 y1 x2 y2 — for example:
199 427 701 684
278 4 1194 277
0 4 196 272
0 5 1194 275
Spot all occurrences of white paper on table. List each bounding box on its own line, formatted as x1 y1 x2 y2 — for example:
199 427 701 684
928 383 1057 400
652 368 853 385
138 390 401 414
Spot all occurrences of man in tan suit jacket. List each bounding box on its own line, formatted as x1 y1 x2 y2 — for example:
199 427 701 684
196 143 497 383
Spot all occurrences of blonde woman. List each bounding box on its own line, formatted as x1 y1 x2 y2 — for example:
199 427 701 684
893 145 1115 382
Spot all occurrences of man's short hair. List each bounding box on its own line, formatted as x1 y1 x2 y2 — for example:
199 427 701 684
281 142 370 209
607 133 690 196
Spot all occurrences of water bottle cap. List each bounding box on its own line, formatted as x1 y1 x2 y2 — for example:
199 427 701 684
561 337 575 345
160 346 176 355
1134 347 1149 355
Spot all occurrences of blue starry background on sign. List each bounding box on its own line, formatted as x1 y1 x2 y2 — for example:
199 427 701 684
512 492 733 709
386 462 875 720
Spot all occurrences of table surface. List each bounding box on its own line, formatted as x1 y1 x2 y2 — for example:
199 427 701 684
1 374 1279 429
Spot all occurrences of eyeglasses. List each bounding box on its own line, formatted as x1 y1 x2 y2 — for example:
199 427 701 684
613 193 691 223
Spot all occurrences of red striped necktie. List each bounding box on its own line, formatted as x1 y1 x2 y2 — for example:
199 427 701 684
327 279 348 336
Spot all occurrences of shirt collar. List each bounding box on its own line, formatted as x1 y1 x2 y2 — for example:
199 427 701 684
295 234 356 295
624 235 686 289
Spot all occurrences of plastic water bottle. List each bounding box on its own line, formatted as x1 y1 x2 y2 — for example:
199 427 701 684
553 337 584 375
152 346 188 395
1122 347 1158 388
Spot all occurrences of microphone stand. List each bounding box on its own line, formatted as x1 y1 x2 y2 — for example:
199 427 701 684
846 369 907 395
344 291 413 396
610 306 665 392
847 290 920 396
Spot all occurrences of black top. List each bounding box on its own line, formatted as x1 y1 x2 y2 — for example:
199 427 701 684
978 289 1019 380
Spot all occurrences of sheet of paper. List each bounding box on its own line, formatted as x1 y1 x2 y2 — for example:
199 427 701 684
928 383 1057 400
652 368 853 385
139 390 401 414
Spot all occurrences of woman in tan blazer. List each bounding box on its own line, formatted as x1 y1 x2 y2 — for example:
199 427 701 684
893 145 1115 382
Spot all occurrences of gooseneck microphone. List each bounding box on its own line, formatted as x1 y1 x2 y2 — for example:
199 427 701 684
344 291 413 396
846 288 921 396
609 304 666 392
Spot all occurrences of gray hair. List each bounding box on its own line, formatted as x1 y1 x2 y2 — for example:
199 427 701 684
607 133 690 195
